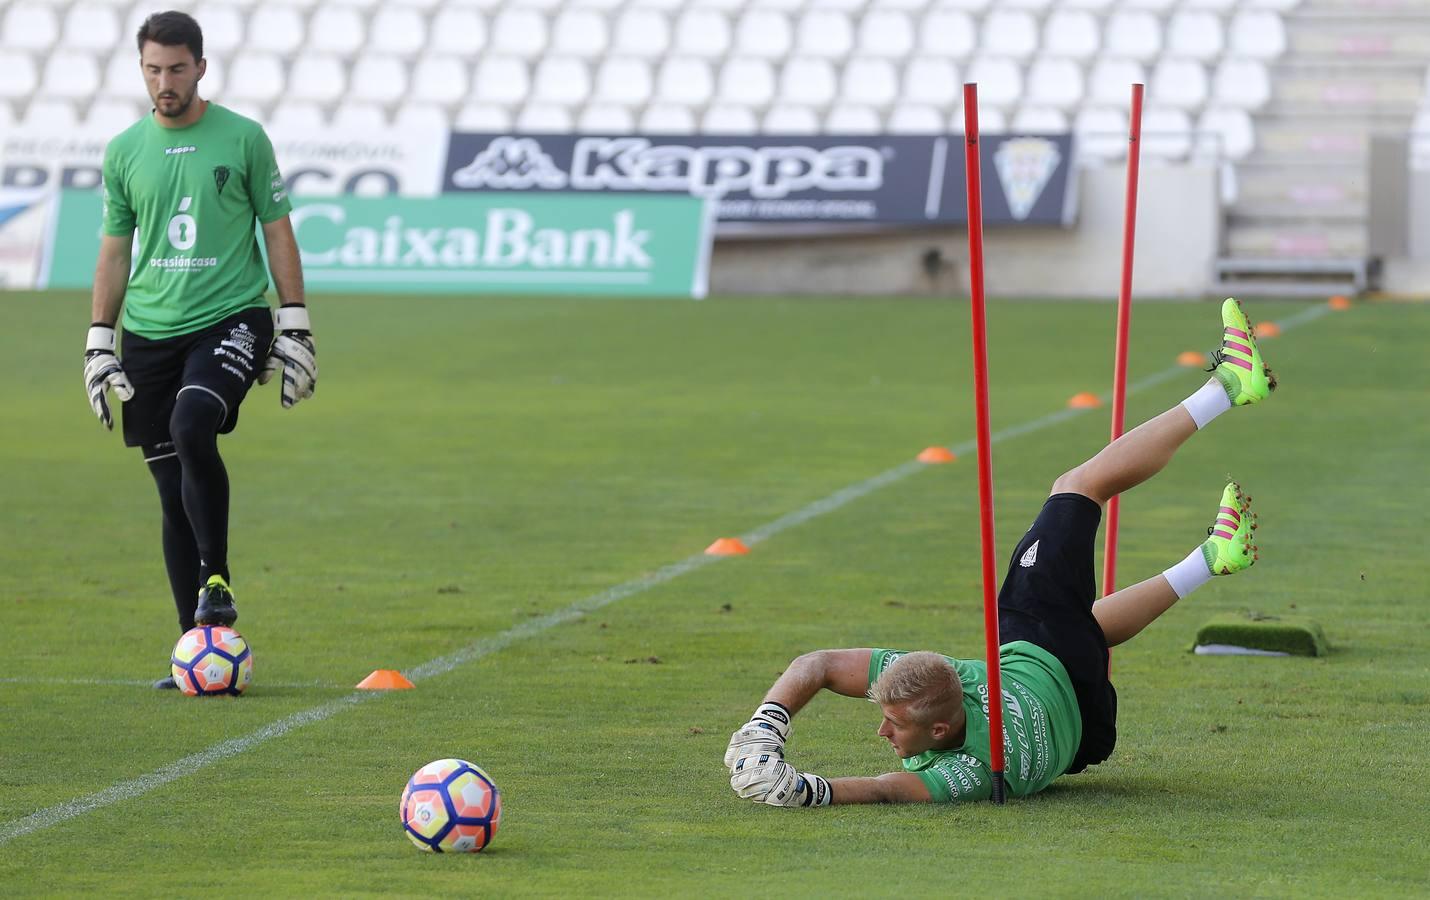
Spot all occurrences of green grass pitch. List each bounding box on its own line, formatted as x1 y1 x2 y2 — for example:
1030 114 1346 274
1 292 1426 897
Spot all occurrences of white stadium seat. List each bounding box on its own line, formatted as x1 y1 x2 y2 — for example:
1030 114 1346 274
454 102 512 130
22 99 80 129
1151 59 1209 111
1122 0 1176 11
1062 0 1114 9
1229 12 1287 60
592 57 654 106
778 57 837 107
0 51 39 99
85 99 145 130
857 11 915 58
448 0 511 7
43 52 101 100
655 57 714 106
551 8 609 59
1011 106 1068 133
1 7 59 51
1211 59 1271 111
1024 59 1084 110
794 10 853 60
1042 11 1099 60
193 5 245 55
734 10 793 59
1197 107 1256 160
673 8 731 58
1183 0 1237 10
1166 12 1224 62
508 0 562 9
268 101 327 129
410 57 470 106
965 57 1023 109
471 57 529 106
490 8 547 57
886 104 944 134
330 102 388 130
840 58 899 108
286 56 346 104
101 51 139 99
350 56 407 104
369 7 427 57
1087 59 1146 107
201 56 226 100
1141 107 1194 160
516 103 574 132
762 104 820 134
982 11 1038 60
393 103 451 132
1104 12 1161 62
226 53 285 103
919 10 976 59
531 57 591 107
639 103 696 134
716 57 775 106
824 104 881 134
1074 106 1129 161
221 101 267 122
937 0 991 11
62 4 121 52
702 104 759 134
902 58 959 108
430 9 487 56
952 105 1006 133
577 103 635 133
866 0 930 9
246 7 305 55
611 8 669 59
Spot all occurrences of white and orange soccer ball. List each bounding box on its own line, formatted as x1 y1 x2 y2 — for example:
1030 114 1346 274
400 758 502 853
169 625 253 696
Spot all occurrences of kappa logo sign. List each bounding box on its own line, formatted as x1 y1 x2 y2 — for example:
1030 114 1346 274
450 136 884 199
993 137 1062 222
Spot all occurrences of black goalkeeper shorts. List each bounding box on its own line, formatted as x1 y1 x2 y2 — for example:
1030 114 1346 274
119 306 273 448
996 493 1118 774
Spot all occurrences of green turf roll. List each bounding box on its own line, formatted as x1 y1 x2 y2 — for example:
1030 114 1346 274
1193 612 1328 657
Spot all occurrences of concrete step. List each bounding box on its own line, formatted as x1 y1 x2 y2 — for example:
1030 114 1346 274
1224 223 1367 258
1252 123 1369 164
1289 23 1430 62
1213 257 1371 297
1297 0 1430 16
1271 70 1424 109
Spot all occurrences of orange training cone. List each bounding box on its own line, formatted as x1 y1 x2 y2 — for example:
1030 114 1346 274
1255 321 1281 338
1329 295 1351 310
1067 392 1102 409
705 538 750 556
356 669 415 690
1176 351 1206 367
917 446 957 463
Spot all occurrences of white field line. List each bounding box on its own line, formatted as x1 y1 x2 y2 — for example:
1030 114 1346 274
0 677 353 689
0 304 1328 846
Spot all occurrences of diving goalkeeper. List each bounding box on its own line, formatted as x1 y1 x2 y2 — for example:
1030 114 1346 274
725 300 1275 806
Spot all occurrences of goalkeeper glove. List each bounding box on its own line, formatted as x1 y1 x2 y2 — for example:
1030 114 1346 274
730 755 831 808
259 304 316 409
724 701 792 771
84 324 134 430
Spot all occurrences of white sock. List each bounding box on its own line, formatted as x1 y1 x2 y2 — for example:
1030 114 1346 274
1181 380 1231 429
1162 547 1213 599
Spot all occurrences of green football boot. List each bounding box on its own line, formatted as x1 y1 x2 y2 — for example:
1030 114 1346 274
1209 298 1277 406
1201 481 1259 576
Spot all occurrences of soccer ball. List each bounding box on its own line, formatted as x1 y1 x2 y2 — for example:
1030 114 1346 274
170 625 253 696
400 758 502 853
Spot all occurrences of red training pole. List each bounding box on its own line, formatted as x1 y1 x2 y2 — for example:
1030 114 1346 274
1101 83 1145 601
962 83 1005 805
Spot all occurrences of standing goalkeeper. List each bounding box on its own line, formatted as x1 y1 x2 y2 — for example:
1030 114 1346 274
84 11 317 688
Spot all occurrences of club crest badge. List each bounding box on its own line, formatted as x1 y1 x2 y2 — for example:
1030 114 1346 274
213 165 230 195
993 138 1061 221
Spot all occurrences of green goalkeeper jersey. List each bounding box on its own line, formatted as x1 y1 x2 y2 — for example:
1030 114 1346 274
869 644 1082 802
101 102 293 339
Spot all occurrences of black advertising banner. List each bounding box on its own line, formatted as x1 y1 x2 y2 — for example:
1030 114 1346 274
441 133 1077 228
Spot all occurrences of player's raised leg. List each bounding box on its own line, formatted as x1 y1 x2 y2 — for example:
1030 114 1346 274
1094 481 1259 646
1052 299 1276 505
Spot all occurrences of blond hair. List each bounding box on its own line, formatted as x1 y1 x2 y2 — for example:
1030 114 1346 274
868 651 963 725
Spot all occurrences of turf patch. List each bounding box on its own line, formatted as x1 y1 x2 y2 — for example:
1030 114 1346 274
1192 611 1328 657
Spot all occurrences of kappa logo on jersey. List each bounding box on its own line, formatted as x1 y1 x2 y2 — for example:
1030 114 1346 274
1019 540 1040 568
993 137 1062 221
451 137 570 190
165 146 197 156
213 165 230 195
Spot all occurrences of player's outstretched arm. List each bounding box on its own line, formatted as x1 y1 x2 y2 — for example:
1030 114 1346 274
724 649 873 770
732 760 932 807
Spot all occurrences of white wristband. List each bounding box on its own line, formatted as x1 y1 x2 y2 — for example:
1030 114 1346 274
274 305 311 333
86 325 117 353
